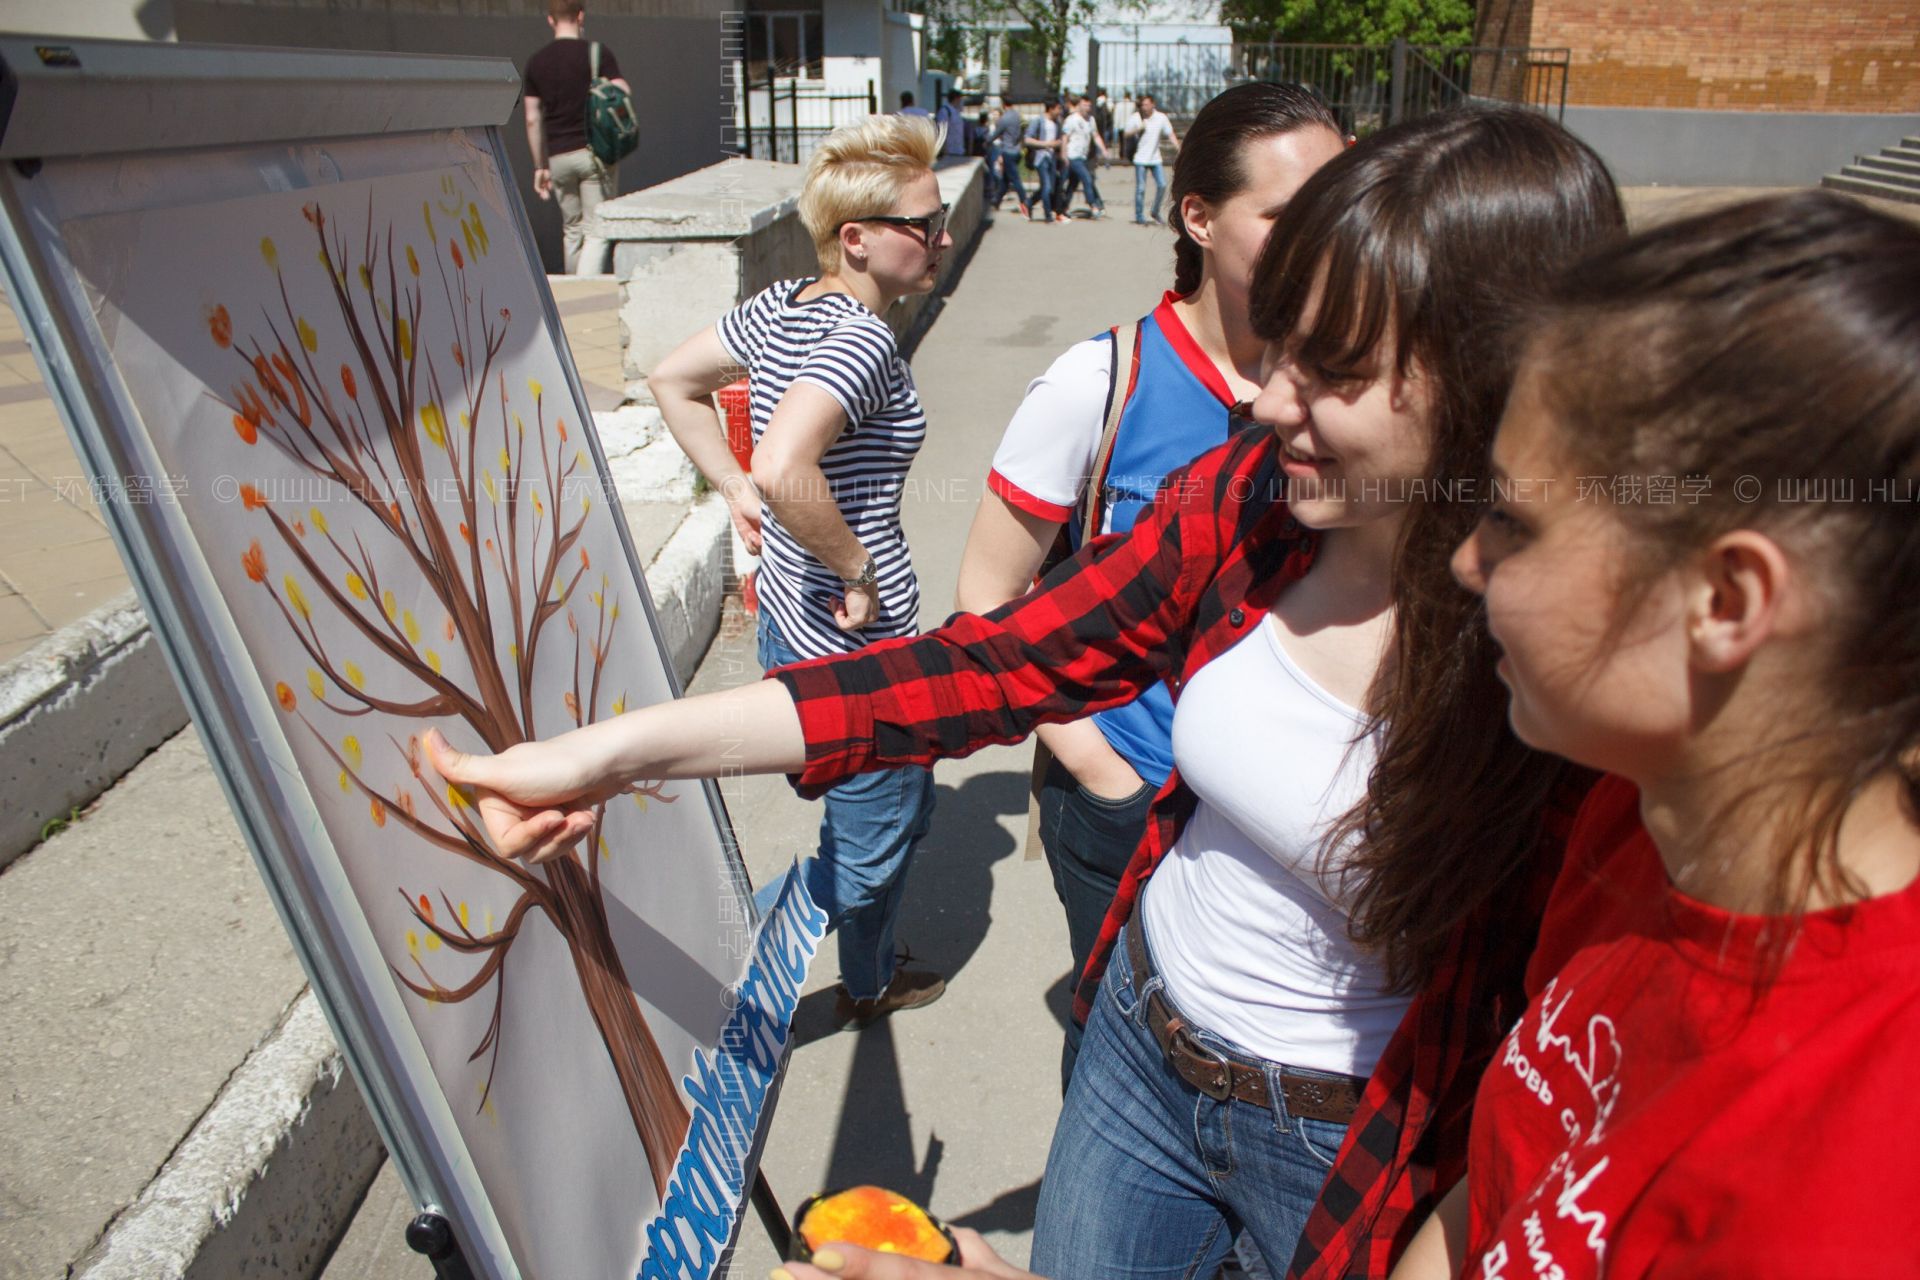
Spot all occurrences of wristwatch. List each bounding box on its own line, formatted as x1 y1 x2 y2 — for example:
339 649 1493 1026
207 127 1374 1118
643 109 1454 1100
841 556 879 590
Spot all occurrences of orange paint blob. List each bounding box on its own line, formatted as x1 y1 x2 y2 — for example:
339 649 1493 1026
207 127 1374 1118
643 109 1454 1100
208 304 232 349
242 540 267 583
240 485 268 511
233 414 258 445
795 1188 953 1264
274 681 296 711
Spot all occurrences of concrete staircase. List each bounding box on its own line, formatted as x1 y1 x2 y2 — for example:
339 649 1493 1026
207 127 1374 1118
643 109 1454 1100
1823 135 1920 206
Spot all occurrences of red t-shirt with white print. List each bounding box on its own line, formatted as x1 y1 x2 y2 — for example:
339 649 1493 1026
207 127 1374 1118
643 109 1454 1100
1463 773 1920 1279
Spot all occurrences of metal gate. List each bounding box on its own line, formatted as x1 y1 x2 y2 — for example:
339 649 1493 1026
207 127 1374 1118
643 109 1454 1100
1088 38 1570 135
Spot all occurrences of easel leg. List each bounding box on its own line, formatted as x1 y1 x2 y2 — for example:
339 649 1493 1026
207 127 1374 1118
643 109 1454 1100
405 1212 477 1280
751 1170 792 1259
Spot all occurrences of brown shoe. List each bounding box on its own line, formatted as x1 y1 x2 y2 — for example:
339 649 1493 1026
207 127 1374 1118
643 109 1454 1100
834 967 947 1028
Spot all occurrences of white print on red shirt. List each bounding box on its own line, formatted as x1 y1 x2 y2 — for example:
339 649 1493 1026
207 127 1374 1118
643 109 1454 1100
1526 977 1624 1147
1488 977 1623 1273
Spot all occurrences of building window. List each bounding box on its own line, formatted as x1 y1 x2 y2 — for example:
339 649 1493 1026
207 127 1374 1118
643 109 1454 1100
746 9 824 81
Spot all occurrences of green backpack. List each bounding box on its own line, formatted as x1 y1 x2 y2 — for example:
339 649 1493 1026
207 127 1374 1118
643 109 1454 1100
587 42 638 166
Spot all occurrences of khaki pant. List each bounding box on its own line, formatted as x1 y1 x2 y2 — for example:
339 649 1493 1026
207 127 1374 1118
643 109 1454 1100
551 146 614 274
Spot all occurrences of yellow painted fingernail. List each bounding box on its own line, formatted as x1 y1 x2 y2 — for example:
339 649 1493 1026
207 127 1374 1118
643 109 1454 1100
812 1250 846 1272
769 1270 796 1280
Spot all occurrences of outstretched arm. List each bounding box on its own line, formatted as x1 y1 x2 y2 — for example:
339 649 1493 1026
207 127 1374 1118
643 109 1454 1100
429 447 1222 859
426 676 806 862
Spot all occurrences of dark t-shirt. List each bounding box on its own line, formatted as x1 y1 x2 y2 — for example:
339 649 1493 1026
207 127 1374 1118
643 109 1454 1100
523 38 623 159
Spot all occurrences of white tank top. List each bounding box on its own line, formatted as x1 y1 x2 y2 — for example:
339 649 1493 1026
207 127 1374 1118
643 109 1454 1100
1137 614 1411 1076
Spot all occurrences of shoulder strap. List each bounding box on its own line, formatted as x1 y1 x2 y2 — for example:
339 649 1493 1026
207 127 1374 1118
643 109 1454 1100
589 41 601 82
1083 319 1143 544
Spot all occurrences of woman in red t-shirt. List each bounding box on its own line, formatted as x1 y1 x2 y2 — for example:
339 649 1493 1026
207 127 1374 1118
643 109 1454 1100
1391 192 1920 1278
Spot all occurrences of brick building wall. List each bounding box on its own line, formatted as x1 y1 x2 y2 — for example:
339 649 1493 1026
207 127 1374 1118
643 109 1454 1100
1482 0 1920 113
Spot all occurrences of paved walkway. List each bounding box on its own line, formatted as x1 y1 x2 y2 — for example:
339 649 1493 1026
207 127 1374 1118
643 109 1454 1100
0 279 629 666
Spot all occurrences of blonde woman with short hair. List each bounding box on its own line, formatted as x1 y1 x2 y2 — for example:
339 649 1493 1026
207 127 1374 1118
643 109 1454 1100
649 114 954 1023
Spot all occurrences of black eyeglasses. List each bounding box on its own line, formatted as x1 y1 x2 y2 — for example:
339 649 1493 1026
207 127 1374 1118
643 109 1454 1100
840 203 951 246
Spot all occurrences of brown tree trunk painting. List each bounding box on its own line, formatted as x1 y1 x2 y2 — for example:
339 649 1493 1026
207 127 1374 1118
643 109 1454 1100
213 188 691 1197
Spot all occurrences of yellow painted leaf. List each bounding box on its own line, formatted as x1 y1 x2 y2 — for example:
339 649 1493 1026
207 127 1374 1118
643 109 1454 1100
424 933 441 952
358 263 373 291
397 316 413 361
345 572 367 600
406 930 420 959
383 589 398 620
423 200 435 240
343 736 362 769
284 576 310 619
598 835 609 861
403 611 421 644
482 471 497 503
420 403 446 447
499 447 512 472
339 769 352 793
632 793 648 811
260 237 278 269
297 317 318 352
527 378 543 400
406 244 420 276
458 902 470 929
307 669 325 699
426 650 442 674
311 508 330 536
344 662 365 688
611 695 626 715
447 783 470 810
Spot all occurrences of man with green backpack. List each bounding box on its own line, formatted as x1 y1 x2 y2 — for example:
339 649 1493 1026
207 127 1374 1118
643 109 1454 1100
523 0 637 274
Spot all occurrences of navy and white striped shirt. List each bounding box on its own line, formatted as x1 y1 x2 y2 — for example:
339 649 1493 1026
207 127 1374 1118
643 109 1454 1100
717 279 926 658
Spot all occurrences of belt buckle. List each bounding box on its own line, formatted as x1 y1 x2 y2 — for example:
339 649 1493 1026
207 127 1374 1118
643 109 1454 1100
1168 1021 1234 1101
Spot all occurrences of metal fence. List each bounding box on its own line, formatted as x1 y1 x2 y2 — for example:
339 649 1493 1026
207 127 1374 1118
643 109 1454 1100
735 67 878 165
1088 39 1570 135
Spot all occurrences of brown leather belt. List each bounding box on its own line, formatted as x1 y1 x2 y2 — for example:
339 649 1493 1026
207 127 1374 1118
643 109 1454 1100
1126 920 1365 1126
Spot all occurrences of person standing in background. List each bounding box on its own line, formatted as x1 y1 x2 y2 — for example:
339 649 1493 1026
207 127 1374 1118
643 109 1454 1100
936 89 970 159
1092 86 1114 154
1131 93 1179 225
1060 94 1109 218
898 90 931 118
1025 99 1066 224
523 0 630 274
986 101 1031 217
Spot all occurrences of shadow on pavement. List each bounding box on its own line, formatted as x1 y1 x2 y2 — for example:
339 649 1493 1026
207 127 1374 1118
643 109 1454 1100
793 766 1035 1212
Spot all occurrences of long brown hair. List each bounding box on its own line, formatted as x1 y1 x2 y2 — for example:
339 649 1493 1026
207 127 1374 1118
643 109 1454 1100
1248 106 1624 991
1530 190 1920 928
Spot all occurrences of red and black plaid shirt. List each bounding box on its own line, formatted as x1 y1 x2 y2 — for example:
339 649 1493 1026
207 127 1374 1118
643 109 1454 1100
770 426 1570 1278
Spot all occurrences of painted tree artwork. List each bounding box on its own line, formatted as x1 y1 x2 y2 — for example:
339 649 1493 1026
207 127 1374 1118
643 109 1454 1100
52 149 755 1278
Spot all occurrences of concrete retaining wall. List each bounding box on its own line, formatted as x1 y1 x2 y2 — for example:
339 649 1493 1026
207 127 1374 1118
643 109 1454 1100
0 592 189 869
1564 106 1920 187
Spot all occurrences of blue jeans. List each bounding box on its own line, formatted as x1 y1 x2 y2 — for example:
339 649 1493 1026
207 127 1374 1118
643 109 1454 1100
1066 156 1104 213
753 615 936 1000
1029 921 1352 1280
1037 756 1151 1088
1134 162 1166 222
989 145 1028 209
1035 154 1059 221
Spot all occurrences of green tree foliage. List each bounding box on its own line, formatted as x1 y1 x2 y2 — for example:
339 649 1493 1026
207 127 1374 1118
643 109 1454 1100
1223 0 1475 47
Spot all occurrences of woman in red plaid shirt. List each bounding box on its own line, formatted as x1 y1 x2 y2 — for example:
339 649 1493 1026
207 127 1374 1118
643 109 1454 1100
430 107 1619 1279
